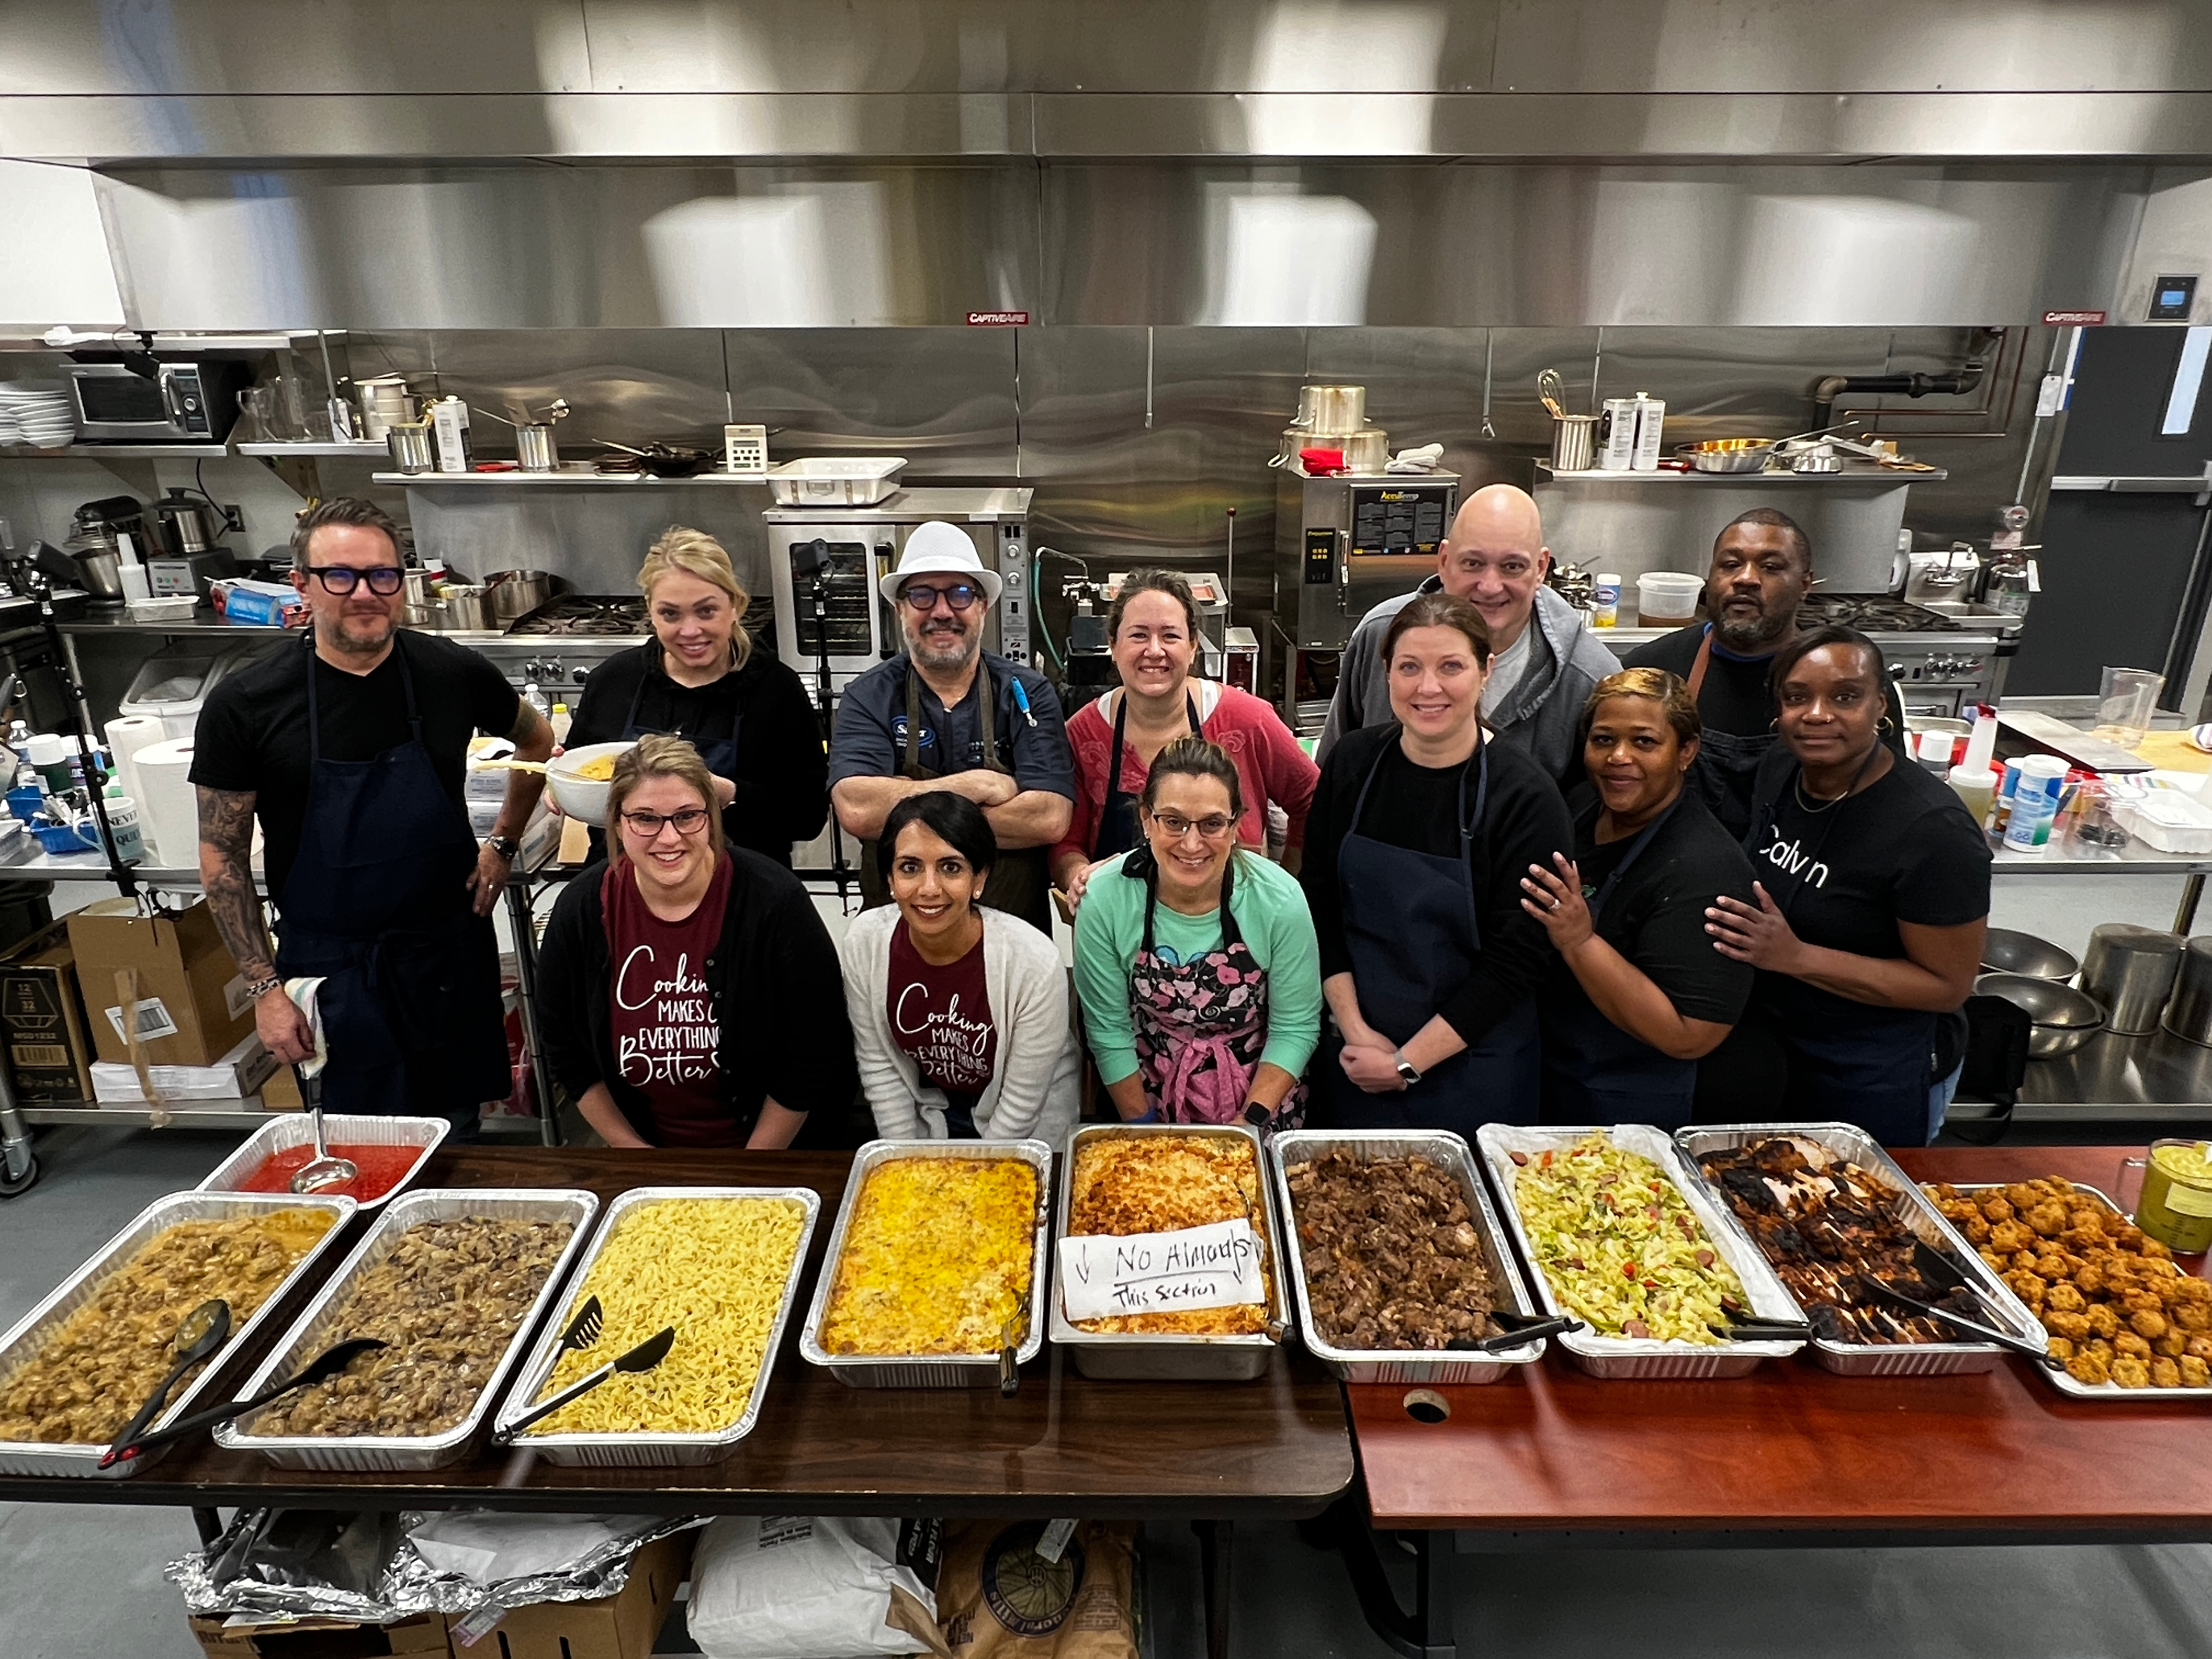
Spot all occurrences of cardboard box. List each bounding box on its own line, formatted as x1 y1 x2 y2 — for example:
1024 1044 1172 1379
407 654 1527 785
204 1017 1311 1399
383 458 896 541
188 1611 451 1659
473 1530 691 1659
66 898 256 1068
92 1029 280 1105
0 921 95 1101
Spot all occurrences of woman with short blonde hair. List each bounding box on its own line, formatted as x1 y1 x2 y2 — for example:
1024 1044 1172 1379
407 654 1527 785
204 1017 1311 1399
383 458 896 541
566 524 827 865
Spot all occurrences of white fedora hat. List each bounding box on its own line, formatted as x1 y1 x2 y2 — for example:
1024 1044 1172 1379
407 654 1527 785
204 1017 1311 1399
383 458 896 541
877 520 1004 607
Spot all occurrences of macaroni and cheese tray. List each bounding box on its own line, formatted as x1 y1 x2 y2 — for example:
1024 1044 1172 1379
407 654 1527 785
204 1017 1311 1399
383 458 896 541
495 1186 820 1464
1476 1124 1804 1380
215 1188 597 1472
800 1139 1052 1389
1048 1123 1290 1382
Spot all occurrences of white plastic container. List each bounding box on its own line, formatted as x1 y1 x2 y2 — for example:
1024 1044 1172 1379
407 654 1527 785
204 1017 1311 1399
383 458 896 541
1591 572 1620 628
1636 571 1703 625
119 647 251 744
2129 789 2212 854
765 457 907 506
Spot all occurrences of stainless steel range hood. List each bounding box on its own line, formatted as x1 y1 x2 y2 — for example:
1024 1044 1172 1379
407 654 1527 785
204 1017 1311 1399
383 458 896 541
6 0 2212 328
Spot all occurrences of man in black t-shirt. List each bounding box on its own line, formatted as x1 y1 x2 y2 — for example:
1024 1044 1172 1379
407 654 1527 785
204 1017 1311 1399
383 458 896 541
1624 509 1904 839
190 498 554 1127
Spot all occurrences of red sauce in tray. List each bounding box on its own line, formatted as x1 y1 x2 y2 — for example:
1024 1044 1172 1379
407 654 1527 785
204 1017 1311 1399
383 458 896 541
234 1142 425 1203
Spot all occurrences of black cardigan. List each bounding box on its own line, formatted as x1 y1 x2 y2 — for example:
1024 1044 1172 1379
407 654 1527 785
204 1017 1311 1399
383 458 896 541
568 642 829 865
536 852 857 1145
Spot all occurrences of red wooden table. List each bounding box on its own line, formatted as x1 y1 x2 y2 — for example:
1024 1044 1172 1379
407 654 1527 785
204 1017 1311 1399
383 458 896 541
1340 1146 2212 1658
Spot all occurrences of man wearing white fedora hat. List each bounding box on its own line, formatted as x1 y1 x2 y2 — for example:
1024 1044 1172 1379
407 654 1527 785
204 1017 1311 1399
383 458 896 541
830 521 1073 933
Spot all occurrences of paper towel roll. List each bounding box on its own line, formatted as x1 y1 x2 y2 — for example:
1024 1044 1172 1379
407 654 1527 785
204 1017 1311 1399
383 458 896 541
132 738 199 868
103 715 168 809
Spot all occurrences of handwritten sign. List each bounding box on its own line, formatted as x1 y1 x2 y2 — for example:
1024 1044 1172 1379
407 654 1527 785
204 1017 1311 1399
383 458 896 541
1057 1220 1266 1323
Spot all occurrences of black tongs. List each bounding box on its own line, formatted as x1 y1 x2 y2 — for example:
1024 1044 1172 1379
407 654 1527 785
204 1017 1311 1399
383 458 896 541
1448 1308 1583 1352
1855 1273 2062 1370
1709 1307 1814 1343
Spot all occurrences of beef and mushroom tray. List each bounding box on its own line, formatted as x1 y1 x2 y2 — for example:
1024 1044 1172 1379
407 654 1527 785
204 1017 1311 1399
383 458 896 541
1695 1136 1983 1345
1286 1153 1499 1351
250 1217 574 1440
1925 1177 2212 1390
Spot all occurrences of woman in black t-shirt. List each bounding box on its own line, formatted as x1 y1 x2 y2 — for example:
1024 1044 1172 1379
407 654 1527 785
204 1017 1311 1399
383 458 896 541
1521 669 1756 1128
1702 627 1990 1146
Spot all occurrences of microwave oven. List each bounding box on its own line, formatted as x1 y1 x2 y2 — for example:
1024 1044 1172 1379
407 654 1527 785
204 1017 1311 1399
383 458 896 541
65 360 250 443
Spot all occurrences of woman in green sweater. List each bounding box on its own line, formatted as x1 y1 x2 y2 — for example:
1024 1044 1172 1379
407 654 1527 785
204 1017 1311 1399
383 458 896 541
1073 737 1323 1128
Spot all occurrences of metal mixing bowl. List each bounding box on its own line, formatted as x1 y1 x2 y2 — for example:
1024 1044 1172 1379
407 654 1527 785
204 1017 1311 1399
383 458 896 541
1974 972 2106 1059
1980 928 2081 982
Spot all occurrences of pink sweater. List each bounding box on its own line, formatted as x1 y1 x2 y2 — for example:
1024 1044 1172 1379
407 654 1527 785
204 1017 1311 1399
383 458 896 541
1053 684 1319 867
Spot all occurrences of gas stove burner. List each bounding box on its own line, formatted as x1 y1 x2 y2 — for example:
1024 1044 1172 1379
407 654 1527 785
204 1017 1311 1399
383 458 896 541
509 596 648 636
1797 594 1961 634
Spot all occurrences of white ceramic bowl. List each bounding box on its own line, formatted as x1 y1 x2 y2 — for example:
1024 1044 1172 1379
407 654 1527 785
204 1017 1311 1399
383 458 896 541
545 740 634 826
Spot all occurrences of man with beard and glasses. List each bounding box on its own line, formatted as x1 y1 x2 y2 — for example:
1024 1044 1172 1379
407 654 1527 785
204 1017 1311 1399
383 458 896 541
1624 507 1905 840
190 498 554 1135
829 522 1073 934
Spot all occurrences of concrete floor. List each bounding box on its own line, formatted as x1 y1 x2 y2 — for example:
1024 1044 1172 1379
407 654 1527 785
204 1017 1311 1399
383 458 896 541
3 862 2210 1658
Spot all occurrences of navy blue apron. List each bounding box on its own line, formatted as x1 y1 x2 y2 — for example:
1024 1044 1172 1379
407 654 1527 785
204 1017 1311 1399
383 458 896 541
1683 629 1776 842
1743 752 1934 1147
1328 736 1541 1132
272 633 511 1132
1092 690 1201 860
1539 795 1697 1128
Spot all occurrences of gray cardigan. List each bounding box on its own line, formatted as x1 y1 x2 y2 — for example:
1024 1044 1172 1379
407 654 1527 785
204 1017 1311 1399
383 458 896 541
1316 580 1620 781
838 905 1082 1145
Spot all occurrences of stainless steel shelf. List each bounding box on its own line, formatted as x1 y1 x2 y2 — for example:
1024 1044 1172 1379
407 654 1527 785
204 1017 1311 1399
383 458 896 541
1990 842 2212 877
1535 463 1945 484
236 441 389 458
56 610 645 649
374 466 768 487
58 607 267 635
20 1103 273 1128
0 443 231 460
0 851 218 885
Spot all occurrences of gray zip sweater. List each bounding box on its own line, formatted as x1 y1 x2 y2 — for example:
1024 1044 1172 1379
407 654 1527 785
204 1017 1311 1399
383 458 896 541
1316 579 1620 782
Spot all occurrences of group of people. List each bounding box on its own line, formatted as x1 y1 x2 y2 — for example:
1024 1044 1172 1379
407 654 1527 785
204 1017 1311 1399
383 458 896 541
191 487 1990 1158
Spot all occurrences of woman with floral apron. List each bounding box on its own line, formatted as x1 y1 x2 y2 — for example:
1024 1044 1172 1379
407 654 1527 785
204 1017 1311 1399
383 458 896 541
1073 738 1324 1130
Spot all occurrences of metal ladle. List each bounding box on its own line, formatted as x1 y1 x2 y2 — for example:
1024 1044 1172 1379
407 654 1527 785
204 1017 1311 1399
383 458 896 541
290 1073 356 1195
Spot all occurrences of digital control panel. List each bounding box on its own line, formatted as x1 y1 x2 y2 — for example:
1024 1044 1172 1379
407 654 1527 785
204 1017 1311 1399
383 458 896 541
998 521 1029 663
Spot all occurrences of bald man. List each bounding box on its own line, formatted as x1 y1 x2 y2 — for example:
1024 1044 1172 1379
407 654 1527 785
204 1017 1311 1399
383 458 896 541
1317 484 1618 780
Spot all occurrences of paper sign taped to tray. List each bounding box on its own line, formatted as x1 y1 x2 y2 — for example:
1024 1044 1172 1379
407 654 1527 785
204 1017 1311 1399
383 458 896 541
1057 1218 1265 1322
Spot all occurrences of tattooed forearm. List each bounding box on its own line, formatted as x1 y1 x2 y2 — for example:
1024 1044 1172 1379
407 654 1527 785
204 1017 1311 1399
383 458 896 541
196 785 275 981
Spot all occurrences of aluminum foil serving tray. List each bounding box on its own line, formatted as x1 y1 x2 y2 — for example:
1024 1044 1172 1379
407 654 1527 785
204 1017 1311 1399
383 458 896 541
1049 1122 1289 1382
197 1114 449 1212
1476 1123 1804 1380
495 1185 820 1463
215 1187 598 1472
799 1139 1052 1390
0 1190 357 1480
1675 1124 2047 1378
1271 1128 1546 1385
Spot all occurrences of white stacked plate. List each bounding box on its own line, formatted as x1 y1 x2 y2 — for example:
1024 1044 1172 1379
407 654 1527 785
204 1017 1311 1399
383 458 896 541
0 385 76 449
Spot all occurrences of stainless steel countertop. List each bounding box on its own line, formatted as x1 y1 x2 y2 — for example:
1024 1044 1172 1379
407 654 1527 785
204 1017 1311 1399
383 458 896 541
2022 1023 2212 1107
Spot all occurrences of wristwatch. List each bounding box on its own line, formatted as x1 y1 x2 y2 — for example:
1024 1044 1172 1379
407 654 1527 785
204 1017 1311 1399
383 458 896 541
486 834 520 861
1393 1049 1422 1086
1242 1102 1272 1129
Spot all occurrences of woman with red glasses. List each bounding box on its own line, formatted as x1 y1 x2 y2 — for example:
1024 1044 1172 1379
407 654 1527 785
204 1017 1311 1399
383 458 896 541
535 735 855 1148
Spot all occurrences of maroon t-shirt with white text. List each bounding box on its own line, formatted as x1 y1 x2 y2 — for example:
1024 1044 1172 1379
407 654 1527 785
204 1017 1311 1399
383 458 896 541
602 854 734 1146
886 919 997 1120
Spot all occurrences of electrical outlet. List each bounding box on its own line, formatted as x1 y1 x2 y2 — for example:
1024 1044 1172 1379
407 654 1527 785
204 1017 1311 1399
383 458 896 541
218 504 245 535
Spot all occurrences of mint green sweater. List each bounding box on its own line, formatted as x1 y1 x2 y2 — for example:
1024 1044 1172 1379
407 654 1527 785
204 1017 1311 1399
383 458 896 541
1072 851 1324 1087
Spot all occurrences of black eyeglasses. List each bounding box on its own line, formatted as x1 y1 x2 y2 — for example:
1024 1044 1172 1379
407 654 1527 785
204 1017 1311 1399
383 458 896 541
620 806 713 837
302 565 405 596
900 582 981 612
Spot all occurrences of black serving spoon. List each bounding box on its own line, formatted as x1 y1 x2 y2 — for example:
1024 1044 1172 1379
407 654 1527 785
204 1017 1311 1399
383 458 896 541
100 1336 388 1467
498 1327 676 1441
104 1299 231 1463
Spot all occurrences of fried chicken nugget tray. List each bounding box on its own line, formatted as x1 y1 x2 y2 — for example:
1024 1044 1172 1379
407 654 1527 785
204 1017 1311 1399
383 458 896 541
1943 1182 2212 1402
799 1138 1053 1389
1476 1124 1805 1380
1676 1125 2045 1378
0 1191 358 1480
215 1188 599 1472
1271 1130 1547 1385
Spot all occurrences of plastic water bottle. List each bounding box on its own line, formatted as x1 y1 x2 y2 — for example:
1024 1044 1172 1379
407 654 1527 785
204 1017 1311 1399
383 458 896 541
521 682 550 720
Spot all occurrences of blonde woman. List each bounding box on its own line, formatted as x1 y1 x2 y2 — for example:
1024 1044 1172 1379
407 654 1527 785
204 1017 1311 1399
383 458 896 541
537 735 854 1149
567 526 827 865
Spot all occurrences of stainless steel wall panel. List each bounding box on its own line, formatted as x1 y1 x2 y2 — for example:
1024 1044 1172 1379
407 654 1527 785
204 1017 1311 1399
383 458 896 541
724 328 1019 474
402 481 771 597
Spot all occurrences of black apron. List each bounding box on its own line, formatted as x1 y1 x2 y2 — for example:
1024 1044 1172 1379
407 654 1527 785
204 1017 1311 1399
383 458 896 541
618 651 743 779
272 634 511 1131
1538 795 1697 1128
1683 629 1775 842
1326 736 1540 1133
859 664 1051 934
1092 689 1201 860
1741 751 1936 1148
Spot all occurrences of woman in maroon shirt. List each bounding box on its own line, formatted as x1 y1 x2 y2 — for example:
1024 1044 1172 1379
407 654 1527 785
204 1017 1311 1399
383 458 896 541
537 735 854 1148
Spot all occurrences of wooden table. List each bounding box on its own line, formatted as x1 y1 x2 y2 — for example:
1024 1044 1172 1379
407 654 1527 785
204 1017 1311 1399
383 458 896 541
1341 1146 2212 1659
0 1147 1356 1659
